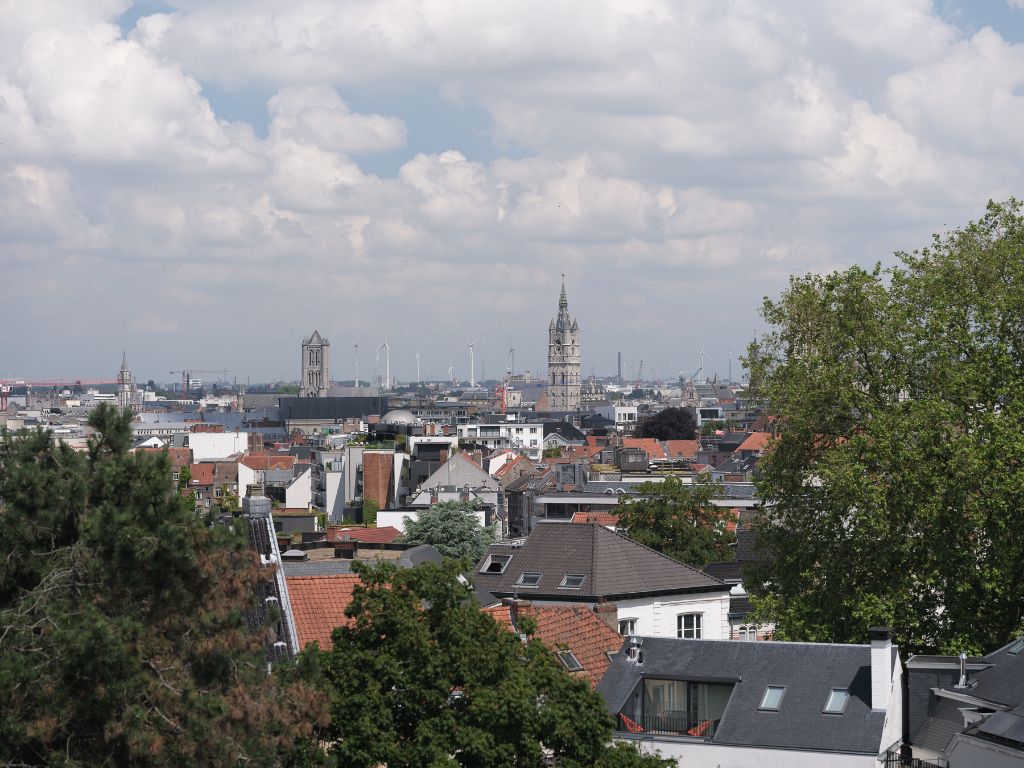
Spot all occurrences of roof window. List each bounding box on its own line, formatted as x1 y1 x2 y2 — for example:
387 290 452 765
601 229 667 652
516 572 542 587
557 650 583 671
824 688 849 714
480 554 511 574
759 686 785 711
559 574 586 589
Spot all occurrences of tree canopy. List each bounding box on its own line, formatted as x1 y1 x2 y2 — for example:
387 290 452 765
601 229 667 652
746 199 1024 655
635 407 696 440
302 559 674 768
0 405 325 766
617 477 734 566
399 500 496 562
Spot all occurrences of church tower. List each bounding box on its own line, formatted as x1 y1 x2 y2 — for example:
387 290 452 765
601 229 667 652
117 351 136 411
547 279 581 411
300 330 330 397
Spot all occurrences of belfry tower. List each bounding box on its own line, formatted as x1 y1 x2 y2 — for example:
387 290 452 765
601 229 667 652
300 330 330 397
117 351 136 411
547 278 581 411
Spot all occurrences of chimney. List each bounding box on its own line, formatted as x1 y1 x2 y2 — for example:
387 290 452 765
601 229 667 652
501 597 530 640
593 600 618 632
955 652 969 688
869 627 893 711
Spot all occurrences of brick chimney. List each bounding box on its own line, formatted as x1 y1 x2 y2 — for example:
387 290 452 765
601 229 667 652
593 600 618 632
501 597 531 638
869 627 893 712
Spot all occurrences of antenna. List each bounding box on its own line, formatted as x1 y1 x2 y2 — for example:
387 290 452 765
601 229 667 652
464 338 479 387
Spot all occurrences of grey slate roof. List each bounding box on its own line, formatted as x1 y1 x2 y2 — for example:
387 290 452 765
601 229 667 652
421 452 498 491
598 637 890 755
473 522 726 601
912 697 966 755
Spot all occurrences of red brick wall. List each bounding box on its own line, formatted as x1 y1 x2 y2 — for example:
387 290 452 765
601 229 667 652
362 452 394 510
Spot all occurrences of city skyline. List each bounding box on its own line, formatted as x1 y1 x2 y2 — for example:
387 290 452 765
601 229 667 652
3 1 1024 381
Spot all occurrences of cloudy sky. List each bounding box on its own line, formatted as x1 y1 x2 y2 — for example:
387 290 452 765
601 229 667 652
2 0 1023 385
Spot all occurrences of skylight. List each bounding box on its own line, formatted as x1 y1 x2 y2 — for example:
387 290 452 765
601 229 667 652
559 574 585 589
759 686 785 711
480 554 511 574
824 689 849 714
517 572 542 587
557 650 583 671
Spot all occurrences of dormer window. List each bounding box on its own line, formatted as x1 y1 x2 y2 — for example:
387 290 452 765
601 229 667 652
759 686 785 711
480 554 511 574
559 574 585 589
516 572 542 587
824 688 849 714
557 650 583 671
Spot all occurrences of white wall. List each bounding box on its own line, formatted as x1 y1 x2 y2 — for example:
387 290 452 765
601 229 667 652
238 462 257 493
286 467 312 509
189 432 248 461
616 592 730 639
628 738 878 768
377 508 488 534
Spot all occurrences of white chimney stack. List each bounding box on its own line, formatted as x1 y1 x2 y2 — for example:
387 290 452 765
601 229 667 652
869 627 893 712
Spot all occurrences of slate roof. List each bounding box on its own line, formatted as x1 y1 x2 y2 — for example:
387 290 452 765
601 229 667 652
285 574 359 650
702 562 743 582
940 634 1024 706
484 603 623 688
598 637 890 755
422 451 498 491
912 697 966 755
544 421 587 442
474 522 726 601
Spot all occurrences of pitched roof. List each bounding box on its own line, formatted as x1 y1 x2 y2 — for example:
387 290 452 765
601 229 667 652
622 438 667 459
493 455 534 480
598 637 889 755
285 573 359 650
189 462 214 486
474 523 726 600
326 526 402 544
484 603 623 688
138 445 191 469
737 431 772 453
240 454 296 471
664 439 699 459
571 511 619 528
422 451 498 490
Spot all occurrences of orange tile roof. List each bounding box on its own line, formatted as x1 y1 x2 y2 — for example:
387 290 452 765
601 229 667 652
737 432 772 453
623 437 666 459
239 454 296 471
571 511 619 528
325 526 402 544
493 455 533 479
286 574 360 650
189 463 214 486
664 439 698 459
483 603 623 687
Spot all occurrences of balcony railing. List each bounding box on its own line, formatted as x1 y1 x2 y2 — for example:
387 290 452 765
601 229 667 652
619 712 718 739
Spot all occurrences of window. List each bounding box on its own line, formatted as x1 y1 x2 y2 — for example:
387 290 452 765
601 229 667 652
824 689 849 714
557 650 583 671
618 618 637 636
516 572 542 587
480 554 511 574
559 574 585 589
759 686 785 711
677 613 702 639
738 625 757 641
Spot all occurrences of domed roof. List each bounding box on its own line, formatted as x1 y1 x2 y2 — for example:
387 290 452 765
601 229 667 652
381 409 417 426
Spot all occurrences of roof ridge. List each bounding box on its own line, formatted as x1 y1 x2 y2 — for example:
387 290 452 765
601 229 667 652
599 524 726 586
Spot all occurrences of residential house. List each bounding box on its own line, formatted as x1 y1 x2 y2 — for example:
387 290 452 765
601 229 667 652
599 629 904 767
187 461 238 510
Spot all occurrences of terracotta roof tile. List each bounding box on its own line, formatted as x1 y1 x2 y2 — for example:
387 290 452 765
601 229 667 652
240 454 296 471
483 603 623 687
664 439 699 459
285 574 360 650
325 526 402 544
571 511 619 528
189 463 214 486
623 437 667 459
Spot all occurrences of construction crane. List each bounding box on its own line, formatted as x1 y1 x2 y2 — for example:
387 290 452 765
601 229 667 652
0 378 120 409
168 369 232 397
634 360 644 390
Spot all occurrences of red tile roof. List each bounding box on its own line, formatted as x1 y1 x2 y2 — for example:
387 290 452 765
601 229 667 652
138 446 191 470
239 454 296 471
483 603 623 687
665 439 699 459
189 463 214 486
737 432 772 453
325 526 402 544
571 511 619 528
493 455 533 479
285 574 360 650
623 437 667 459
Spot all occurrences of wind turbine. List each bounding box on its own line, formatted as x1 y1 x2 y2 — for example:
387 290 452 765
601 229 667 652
377 338 391 389
448 358 455 385
465 337 479 387
415 350 421 384
348 336 365 387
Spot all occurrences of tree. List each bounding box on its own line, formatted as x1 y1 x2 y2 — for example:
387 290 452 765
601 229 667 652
746 199 1024 655
361 497 379 526
543 446 564 458
0 405 325 765
617 477 735 566
399 500 496 561
635 408 696 440
699 419 725 436
304 560 674 768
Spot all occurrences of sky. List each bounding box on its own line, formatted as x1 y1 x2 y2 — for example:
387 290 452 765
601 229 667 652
2 0 1024 385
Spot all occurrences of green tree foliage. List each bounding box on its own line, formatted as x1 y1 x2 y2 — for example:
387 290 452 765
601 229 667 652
543 446 564 458
398 500 496 562
635 407 697 440
617 477 735 566
746 199 1024 654
699 420 725 436
0 404 325 766
304 560 674 768
361 497 379 526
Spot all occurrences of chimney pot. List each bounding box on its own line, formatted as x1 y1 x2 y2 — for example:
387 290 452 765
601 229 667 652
593 600 619 632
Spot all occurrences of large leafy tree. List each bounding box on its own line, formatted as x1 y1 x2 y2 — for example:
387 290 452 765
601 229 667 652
304 559 673 768
399 500 496 561
746 199 1024 655
616 477 735 566
0 405 325 766
635 408 696 440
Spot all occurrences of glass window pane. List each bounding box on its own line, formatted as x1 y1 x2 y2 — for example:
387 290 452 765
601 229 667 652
759 686 785 710
824 689 849 713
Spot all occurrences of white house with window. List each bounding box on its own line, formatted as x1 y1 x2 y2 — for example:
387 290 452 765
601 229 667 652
458 420 544 460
